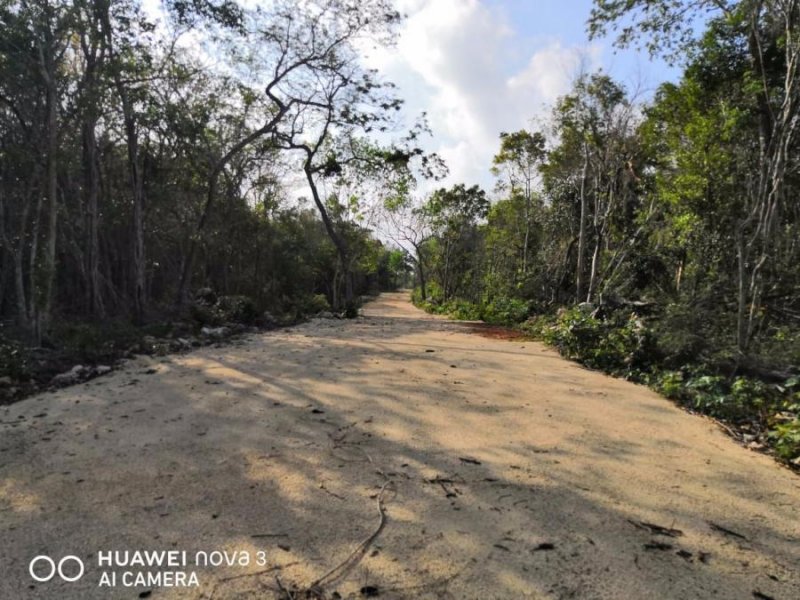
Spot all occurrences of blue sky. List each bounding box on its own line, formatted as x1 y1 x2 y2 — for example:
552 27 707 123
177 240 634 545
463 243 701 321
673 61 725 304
365 0 681 191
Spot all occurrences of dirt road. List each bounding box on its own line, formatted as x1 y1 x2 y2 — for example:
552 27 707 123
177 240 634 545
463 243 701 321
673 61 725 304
1 292 798 599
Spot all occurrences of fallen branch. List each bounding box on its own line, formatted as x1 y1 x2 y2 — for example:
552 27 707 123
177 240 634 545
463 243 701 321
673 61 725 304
628 519 683 538
308 480 393 592
207 562 298 599
708 521 748 540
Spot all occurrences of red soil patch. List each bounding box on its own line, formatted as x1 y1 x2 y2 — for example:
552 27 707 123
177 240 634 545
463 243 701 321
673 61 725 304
466 322 528 340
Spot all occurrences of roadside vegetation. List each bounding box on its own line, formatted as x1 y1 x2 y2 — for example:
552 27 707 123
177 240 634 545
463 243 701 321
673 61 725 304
396 2 800 465
0 0 421 400
1 0 798 464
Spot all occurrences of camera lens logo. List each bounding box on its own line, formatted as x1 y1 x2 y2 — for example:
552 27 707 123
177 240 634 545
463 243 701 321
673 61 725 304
29 555 84 582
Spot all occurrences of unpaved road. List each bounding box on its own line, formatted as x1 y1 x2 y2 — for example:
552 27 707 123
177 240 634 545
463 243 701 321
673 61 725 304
1 292 799 599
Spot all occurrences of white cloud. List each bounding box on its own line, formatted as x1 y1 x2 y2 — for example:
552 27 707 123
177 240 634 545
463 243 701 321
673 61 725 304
364 0 601 192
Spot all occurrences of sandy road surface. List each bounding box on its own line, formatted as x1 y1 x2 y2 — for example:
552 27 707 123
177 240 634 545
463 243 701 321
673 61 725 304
1 292 799 599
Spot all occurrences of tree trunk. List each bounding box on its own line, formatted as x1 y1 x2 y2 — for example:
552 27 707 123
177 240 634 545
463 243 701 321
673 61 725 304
415 246 427 300
120 100 146 322
522 178 531 277
576 143 589 303
736 229 749 354
82 119 104 316
586 233 601 303
34 69 59 344
442 237 451 301
302 160 352 307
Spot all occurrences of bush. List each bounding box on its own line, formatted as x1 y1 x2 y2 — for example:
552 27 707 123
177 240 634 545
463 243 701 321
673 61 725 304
652 303 710 367
653 370 685 400
52 320 142 362
481 296 530 325
216 295 258 324
0 337 31 380
530 306 655 375
302 293 331 315
191 292 258 325
448 299 481 320
769 420 800 460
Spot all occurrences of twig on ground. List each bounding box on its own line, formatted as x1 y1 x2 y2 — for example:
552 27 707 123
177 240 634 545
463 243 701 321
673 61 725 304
207 562 298 599
708 521 748 540
308 480 393 593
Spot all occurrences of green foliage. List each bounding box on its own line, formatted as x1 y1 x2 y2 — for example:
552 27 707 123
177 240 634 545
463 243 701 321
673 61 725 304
303 294 332 315
685 374 735 417
481 297 531 325
514 303 800 461
0 337 31 380
414 293 529 325
769 420 800 460
530 307 655 375
191 295 257 325
216 295 258 324
447 300 482 321
51 320 143 363
653 370 685 400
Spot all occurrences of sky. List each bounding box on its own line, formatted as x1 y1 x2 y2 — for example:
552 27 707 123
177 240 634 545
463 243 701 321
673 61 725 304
362 0 680 192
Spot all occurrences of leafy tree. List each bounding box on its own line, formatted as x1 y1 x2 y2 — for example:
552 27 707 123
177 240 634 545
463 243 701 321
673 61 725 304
491 130 546 279
590 0 800 352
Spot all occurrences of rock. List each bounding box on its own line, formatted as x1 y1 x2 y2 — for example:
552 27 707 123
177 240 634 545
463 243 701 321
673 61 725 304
201 326 230 339
95 365 112 376
0 376 12 386
52 365 88 386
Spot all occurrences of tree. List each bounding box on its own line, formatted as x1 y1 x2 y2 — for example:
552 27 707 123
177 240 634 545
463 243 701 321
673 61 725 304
379 181 434 300
0 0 77 342
491 130 546 278
423 184 489 302
590 0 800 352
544 73 642 303
172 0 406 309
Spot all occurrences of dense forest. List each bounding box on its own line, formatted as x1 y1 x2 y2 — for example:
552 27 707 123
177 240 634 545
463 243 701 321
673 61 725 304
385 1 800 463
1 0 799 462
0 0 428 381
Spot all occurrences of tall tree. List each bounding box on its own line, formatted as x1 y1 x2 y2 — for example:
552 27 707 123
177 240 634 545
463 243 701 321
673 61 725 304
590 0 800 352
491 130 546 278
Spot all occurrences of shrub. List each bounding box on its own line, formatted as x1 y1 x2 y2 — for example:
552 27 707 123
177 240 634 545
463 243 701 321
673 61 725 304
523 306 656 375
652 303 710 367
52 320 142 362
448 299 481 320
769 420 800 460
303 293 331 315
191 293 258 325
653 370 685 400
216 295 258 324
481 296 530 325
0 337 31 380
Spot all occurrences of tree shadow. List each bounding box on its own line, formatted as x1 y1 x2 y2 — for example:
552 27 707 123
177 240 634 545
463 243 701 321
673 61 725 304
0 293 798 599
